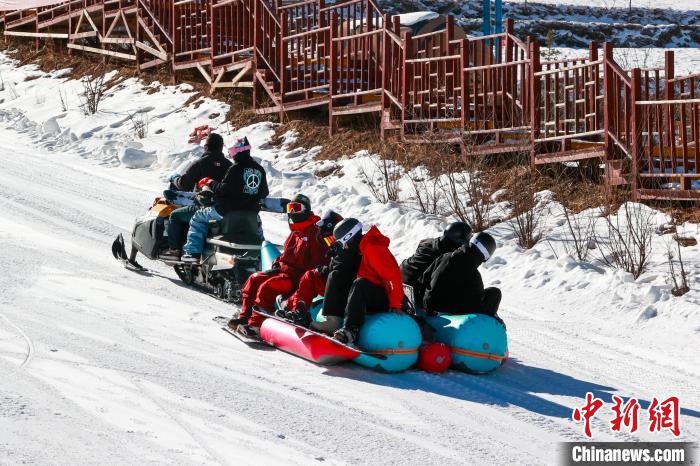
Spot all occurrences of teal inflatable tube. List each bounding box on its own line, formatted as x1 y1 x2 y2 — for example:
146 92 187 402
310 302 422 372
353 313 422 372
425 313 508 374
260 241 282 270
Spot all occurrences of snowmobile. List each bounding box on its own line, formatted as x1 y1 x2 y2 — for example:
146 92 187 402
112 190 289 304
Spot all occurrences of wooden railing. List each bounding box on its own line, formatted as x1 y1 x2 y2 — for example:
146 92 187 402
3 0 700 200
211 0 255 71
172 0 211 70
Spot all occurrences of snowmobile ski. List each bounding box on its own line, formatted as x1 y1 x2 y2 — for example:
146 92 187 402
112 234 148 272
253 306 388 360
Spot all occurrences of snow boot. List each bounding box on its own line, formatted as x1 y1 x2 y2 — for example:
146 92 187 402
181 253 201 263
332 327 358 346
159 248 181 261
287 302 311 328
227 314 250 329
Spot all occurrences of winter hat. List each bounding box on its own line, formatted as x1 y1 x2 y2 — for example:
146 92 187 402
205 133 225 154
228 136 251 157
287 193 312 224
316 210 344 242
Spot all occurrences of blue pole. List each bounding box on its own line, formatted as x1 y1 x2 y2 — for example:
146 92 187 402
495 0 503 61
482 0 491 36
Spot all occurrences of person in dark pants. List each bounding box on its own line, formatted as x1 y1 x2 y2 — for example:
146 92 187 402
422 231 502 320
160 133 232 260
329 219 405 345
400 221 472 308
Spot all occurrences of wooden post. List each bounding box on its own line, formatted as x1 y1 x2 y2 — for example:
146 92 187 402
630 68 642 201
602 43 614 173
380 13 390 140
279 15 286 121
664 50 675 153
460 39 469 131
588 41 598 131
401 31 412 141
252 0 259 108
528 38 540 168
328 11 337 136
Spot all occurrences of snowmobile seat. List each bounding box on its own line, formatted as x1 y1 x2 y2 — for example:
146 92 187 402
207 211 262 255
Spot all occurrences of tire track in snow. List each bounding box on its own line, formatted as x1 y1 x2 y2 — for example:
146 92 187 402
0 311 34 370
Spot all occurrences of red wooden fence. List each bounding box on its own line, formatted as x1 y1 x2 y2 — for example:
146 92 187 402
1 0 699 200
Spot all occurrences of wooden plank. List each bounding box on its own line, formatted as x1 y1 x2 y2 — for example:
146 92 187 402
67 43 136 61
136 41 168 62
4 31 69 39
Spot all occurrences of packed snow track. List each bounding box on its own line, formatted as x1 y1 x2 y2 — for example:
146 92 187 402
0 126 698 465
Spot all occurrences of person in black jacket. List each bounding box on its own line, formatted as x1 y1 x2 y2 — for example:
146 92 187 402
422 231 502 319
161 133 232 260
400 221 472 308
181 137 269 262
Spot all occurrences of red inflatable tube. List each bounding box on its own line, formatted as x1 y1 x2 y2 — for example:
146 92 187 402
259 318 359 365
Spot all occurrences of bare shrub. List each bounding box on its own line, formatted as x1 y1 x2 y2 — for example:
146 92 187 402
437 154 495 232
666 238 690 297
561 206 597 261
79 74 107 115
129 110 150 139
59 86 68 112
358 154 401 203
596 202 654 279
506 167 549 249
406 166 441 215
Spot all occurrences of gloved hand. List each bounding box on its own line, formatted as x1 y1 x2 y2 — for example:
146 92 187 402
264 261 282 275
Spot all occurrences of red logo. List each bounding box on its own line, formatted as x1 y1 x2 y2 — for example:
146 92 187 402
572 393 682 438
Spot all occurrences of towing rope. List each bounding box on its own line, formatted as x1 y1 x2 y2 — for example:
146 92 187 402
450 347 506 362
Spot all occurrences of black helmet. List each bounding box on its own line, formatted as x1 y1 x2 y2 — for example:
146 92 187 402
443 221 472 246
333 218 363 249
205 132 224 154
316 210 344 242
469 231 496 262
287 193 312 224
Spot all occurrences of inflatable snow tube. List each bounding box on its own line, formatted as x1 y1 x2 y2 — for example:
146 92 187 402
353 313 422 373
425 313 508 374
260 241 282 270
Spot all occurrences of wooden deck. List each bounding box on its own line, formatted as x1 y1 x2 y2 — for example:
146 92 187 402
2 0 699 201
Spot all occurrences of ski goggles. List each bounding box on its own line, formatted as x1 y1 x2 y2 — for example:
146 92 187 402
286 201 307 214
336 222 363 246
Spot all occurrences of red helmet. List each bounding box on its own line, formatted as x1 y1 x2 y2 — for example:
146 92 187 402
417 342 451 373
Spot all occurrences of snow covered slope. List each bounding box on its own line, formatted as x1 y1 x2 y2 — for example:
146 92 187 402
0 53 699 465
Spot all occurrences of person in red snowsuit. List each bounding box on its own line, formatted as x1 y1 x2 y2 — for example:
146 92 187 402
228 194 329 331
327 218 405 344
277 211 356 330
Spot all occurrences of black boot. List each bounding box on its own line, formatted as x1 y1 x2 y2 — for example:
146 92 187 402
332 327 358 346
287 301 311 328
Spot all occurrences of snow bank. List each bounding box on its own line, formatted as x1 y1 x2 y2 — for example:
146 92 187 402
119 146 156 169
1 48 699 384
